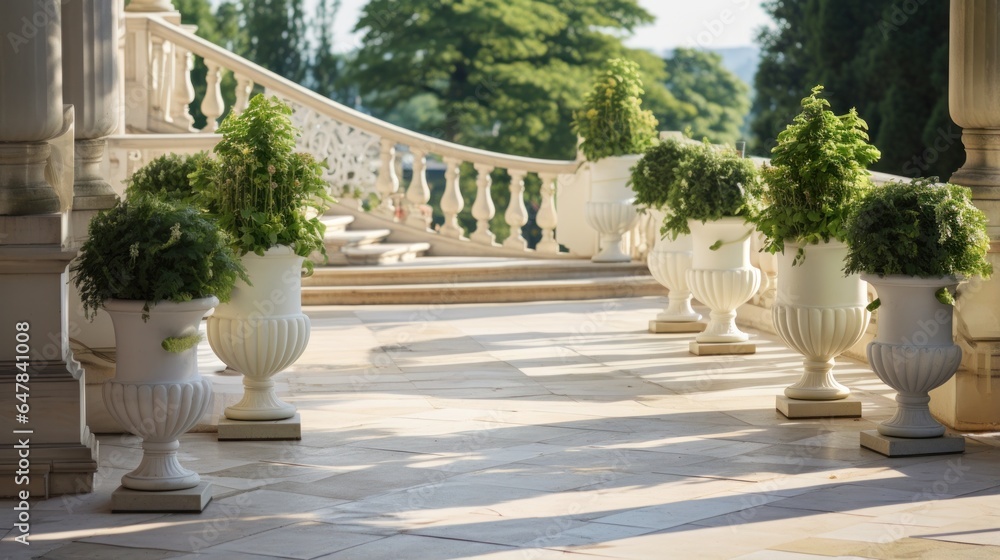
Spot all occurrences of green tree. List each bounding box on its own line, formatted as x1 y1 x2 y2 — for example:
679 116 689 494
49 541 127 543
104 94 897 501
659 48 750 147
349 0 682 160
751 0 961 179
239 0 309 83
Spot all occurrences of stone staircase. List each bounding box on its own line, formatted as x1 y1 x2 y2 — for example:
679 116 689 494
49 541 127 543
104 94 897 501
318 215 431 265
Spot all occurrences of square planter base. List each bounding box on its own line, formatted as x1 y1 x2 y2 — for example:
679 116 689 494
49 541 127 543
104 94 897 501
860 430 965 457
111 482 212 513
689 341 755 356
776 396 862 419
649 320 706 334
218 413 302 441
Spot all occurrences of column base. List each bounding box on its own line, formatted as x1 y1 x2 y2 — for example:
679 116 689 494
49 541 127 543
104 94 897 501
649 320 706 333
218 413 301 441
0 442 98 498
776 395 861 419
111 481 212 513
860 430 965 457
689 340 755 356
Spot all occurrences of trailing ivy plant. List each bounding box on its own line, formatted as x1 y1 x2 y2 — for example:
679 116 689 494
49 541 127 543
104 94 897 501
192 95 334 273
844 178 992 308
661 141 763 241
629 137 692 211
755 85 881 263
572 58 659 162
71 194 249 321
125 152 209 205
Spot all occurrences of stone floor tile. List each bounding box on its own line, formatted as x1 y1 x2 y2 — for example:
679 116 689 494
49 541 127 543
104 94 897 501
204 521 386 559
312 534 516 559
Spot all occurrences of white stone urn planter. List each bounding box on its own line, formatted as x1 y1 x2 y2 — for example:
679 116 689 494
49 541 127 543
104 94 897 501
585 155 642 262
774 241 870 400
208 246 310 421
103 297 217 491
863 274 963 438
647 233 701 322
585 200 639 263
686 218 760 343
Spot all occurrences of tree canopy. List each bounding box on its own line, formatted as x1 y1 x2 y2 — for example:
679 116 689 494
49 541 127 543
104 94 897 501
751 0 960 179
348 0 687 159
659 48 750 147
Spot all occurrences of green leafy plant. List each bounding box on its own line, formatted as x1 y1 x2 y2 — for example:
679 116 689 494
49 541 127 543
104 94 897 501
661 141 762 239
629 137 692 211
192 95 334 273
755 86 881 263
125 152 209 204
572 58 659 162
844 178 992 308
71 194 249 320
162 333 204 354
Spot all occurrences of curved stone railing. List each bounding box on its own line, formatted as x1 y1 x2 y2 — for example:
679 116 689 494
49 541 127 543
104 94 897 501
114 13 609 258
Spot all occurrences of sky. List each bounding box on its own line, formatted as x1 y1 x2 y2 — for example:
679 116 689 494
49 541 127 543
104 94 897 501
325 0 774 53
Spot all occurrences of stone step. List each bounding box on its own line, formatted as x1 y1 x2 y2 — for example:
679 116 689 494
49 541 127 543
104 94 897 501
303 257 652 287
320 215 355 233
324 228 391 249
341 242 431 265
302 275 665 305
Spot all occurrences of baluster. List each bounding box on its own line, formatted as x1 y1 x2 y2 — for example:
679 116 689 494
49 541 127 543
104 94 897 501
440 157 465 238
171 27 197 129
374 138 399 218
536 173 559 253
405 147 431 229
233 73 254 115
503 169 529 250
149 34 166 122
201 60 224 132
471 163 497 245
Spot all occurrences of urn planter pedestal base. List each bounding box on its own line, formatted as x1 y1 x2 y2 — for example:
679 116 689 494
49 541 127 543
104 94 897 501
776 396 861 419
689 340 755 356
860 430 965 457
649 320 706 334
111 481 213 513
217 413 302 441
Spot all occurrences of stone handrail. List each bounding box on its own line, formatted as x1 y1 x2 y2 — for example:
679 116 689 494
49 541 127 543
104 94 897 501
117 15 586 256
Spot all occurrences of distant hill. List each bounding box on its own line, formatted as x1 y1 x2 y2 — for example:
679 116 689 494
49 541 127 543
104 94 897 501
661 46 760 89
710 46 760 89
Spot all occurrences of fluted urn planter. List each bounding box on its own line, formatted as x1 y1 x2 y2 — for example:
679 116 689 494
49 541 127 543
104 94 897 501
586 200 639 263
103 297 217 491
774 241 869 412
686 218 760 351
647 233 703 332
586 155 641 262
862 275 963 442
208 246 309 424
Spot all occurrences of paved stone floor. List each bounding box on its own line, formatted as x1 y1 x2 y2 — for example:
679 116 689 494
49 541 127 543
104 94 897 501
3 297 1000 560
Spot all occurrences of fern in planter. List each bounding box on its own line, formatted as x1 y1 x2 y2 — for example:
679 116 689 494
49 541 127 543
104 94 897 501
71 194 249 320
572 58 659 161
125 152 209 205
629 138 692 211
755 85 881 262
844 178 992 307
661 142 763 240
192 95 334 273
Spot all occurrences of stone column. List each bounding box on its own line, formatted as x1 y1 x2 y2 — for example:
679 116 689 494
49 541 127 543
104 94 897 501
0 1 98 499
63 0 120 210
0 0 65 215
933 0 1000 430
